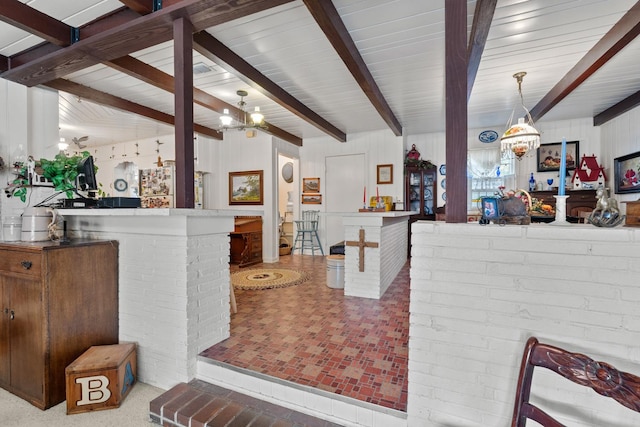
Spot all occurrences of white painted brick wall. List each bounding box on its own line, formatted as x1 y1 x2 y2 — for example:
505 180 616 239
408 221 640 427
65 212 233 390
344 219 408 299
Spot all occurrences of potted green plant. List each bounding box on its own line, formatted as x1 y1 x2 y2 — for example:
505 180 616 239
7 151 99 202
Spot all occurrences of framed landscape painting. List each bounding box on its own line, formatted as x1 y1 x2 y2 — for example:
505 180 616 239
229 170 264 205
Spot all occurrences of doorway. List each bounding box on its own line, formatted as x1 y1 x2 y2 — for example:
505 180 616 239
277 154 296 256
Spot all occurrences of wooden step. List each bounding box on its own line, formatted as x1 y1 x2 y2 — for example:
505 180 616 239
149 379 340 427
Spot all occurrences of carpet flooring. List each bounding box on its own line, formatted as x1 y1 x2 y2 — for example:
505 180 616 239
200 254 409 412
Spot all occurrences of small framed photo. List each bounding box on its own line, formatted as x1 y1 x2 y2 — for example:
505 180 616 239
481 197 500 220
537 141 579 172
614 150 640 194
377 164 393 184
301 193 322 204
229 170 264 205
302 177 320 193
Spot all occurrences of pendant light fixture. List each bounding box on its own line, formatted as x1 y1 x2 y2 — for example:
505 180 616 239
219 90 267 134
500 72 541 159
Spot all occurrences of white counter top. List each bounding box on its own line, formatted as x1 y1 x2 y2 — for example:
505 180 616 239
329 210 417 218
58 208 262 217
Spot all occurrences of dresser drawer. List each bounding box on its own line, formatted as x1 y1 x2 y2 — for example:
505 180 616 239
0 250 42 277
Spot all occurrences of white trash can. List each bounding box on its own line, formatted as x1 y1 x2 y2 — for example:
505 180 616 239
326 255 345 289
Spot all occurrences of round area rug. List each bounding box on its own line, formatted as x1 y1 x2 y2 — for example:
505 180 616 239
231 268 310 290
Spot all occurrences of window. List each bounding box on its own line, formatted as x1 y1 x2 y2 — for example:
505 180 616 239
467 148 515 210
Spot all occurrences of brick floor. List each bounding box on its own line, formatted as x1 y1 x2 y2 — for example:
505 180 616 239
200 255 409 412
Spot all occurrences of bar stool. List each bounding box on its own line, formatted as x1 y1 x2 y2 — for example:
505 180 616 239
292 210 324 256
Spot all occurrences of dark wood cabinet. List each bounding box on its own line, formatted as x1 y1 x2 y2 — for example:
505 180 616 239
529 189 598 216
230 216 262 267
405 165 437 220
0 240 119 410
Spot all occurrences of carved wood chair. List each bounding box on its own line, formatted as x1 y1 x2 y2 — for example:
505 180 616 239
512 337 640 426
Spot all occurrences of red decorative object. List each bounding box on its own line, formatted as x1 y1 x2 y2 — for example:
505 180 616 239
571 154 606 190
406 144 420 161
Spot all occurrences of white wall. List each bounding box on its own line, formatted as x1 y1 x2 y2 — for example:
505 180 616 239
300 130 404 250
0 82 59 222
600 106 640 208
408 221 640 426
407 118 602 207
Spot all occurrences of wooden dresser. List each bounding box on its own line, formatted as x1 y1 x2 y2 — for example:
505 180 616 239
230 216 262 267
0 239 119 410
529 189 598 216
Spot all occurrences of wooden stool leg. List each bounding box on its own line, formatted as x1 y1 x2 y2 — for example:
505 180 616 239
230 281 237 314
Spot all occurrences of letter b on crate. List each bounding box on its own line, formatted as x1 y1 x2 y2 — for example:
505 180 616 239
65 343 137 415
75 375 112 405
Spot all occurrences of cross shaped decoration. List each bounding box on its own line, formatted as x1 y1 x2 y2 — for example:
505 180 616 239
345 228 379 272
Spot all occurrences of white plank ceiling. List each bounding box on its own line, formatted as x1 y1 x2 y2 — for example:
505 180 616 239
1 0 639 146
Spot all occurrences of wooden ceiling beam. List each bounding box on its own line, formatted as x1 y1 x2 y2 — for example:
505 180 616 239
118 0 156 15
0 55 7 73
118 0 187 14
193 31 344 142
594 89 640 126
529 0 640 122
0 0 74 47
106 55 302 145
1 0 295 87
467 0 497 101
43 78 223 139
303 0 402 136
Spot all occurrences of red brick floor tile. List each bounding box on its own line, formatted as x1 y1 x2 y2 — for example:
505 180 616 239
200 255 409 412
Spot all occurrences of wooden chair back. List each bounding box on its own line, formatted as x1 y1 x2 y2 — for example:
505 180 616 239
295 210 320 231
512 337 640 426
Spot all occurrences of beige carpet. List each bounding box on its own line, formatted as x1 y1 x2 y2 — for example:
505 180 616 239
231 268 309 290
0 382 163 427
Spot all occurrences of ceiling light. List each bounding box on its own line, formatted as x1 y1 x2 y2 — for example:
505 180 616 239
219 90 267 133
500 72 541 159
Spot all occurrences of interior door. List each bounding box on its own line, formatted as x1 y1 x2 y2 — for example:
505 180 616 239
325 154 366 247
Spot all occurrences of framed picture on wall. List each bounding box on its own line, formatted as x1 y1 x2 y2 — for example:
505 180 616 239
614 151 640 194
302 177 320 193
229 170 264 205
376 164 393 184
301 193 322 204
536 141 579 172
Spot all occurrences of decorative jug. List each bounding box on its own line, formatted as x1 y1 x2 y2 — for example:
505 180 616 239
21 207 57 241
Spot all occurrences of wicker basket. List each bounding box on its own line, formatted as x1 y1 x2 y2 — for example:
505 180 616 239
279 237 291 255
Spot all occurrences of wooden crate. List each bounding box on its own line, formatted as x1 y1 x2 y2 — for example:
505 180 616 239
65 343 137 415
624 201 640 227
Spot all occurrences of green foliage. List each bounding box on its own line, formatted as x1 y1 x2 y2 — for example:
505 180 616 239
9 151 99 201
39 151 91 198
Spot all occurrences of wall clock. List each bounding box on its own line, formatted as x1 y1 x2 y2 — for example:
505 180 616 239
281 162 294 183
114 178 128 192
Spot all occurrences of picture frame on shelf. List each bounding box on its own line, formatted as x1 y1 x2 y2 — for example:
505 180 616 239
229 170 264 205
481 196 500 221
376 164 393 184
302 177 320 193
536 141 579 172
301 193 322 204
614 151 640 194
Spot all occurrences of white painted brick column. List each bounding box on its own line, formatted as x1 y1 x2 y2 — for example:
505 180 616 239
408 221 640 427
342 212 410 299
61 209 239 390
